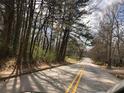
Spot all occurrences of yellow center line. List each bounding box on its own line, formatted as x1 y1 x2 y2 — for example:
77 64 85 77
71 70 83 93
65 70 81 93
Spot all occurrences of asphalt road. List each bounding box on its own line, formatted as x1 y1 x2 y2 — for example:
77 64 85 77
0 58 120 93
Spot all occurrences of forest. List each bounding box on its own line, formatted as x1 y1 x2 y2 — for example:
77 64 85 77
0 0 124 77
0 0 93 76
89 4 124 69
0 1 124 93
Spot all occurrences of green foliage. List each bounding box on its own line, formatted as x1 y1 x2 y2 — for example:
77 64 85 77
33 46 56 62
45 51 56 62
33 46 44 60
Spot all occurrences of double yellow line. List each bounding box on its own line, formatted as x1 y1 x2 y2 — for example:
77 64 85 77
65 70 83 93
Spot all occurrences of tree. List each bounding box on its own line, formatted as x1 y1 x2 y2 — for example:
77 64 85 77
0 0 91 73
89 4 124 68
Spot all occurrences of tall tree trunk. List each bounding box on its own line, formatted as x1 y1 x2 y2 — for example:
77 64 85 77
57 28 70 62
17 0 35 67
0 0 14 58
107 29 112 69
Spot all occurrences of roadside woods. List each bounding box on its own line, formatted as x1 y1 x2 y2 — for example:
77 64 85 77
0 0 91 73
89 5 124 68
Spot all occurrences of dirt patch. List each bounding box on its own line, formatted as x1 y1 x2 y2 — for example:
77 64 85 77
107 67 124 79
97 65 124 79
0 58 73 81
0 56 77 80
0 62 49 78
0 58 16 71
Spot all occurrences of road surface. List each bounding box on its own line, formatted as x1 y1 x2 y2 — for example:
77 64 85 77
0 58 120 93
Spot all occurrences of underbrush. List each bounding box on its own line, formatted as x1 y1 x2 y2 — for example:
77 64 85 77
0 57 16 71
33 47 56 63
94 61 105 65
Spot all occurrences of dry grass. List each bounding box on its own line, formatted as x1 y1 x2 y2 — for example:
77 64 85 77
65 57 79 64
0 58 69 79
0 56 78 79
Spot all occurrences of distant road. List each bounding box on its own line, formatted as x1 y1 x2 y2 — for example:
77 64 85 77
0 58 120 93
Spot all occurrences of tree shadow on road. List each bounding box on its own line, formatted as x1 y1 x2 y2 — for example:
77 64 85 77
69 63 119 93
0 67 77 93
0 73 47 93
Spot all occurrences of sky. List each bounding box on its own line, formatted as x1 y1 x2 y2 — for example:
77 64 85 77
117 4 124 22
